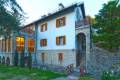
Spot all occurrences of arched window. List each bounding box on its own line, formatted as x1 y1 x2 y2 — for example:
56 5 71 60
2 56 5 64
6 57 10 66
0 56 1 64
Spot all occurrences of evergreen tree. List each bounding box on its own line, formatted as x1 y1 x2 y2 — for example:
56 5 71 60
93 0 120 51
0 0 24 37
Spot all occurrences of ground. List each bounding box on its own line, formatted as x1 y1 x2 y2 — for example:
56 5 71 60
0 65 65 80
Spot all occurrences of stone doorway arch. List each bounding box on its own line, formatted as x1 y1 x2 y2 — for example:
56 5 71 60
6 57 10 66
2 56 5 64
76 33 86 67
0 56 1 64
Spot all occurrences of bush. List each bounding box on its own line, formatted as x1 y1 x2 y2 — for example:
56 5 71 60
101 71 111 80
101 71 120 80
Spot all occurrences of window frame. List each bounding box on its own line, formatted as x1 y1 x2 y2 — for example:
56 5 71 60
40 39 47 47
56 17 66 28
58 53 64 62
56 36 66 45
40 23 47 32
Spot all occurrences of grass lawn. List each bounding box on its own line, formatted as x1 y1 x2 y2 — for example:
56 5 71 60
0 65 65 80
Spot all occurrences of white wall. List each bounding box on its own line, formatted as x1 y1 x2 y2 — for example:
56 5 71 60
37 12 76 50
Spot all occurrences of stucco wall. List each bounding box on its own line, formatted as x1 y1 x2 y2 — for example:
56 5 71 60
37 12 76 50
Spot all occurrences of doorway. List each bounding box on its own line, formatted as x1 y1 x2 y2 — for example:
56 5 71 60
76 33 86 67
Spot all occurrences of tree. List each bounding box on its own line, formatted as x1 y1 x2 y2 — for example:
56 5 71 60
0 0 24 37
86 16 95 25
93 0 120 51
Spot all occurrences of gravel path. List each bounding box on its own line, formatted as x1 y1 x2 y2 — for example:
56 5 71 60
52 75 79 80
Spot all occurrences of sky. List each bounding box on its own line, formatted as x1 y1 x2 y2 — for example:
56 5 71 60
16 0 110 25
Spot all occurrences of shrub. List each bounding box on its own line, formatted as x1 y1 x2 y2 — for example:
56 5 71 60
101 71 120 80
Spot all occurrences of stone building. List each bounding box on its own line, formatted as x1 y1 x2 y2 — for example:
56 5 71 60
0 2 91 70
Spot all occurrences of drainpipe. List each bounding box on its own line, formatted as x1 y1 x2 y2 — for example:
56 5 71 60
34 23 38 66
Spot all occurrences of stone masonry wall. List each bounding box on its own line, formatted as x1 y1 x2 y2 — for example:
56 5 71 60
36 49 76 67
88 46 120 76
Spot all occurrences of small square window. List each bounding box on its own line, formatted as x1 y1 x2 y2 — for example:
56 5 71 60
56 17 66 28
41 23 47 32
56 36 66 45
40 39 47 47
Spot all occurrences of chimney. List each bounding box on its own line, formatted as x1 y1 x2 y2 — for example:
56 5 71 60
59 3 64 10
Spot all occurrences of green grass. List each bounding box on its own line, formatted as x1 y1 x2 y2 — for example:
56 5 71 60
0 65 65 80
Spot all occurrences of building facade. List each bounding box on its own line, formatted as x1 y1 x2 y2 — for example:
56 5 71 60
0 2 91 70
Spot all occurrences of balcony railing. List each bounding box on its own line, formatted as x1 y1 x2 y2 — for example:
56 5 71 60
75 19 89 28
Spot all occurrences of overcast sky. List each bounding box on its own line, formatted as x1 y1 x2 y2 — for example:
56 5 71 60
16 0 110 25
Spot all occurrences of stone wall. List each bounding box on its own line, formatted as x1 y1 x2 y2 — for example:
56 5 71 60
0 53 13 65
88 46 120 76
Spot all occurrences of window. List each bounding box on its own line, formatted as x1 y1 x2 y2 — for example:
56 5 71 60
56 17 66 27
58 53 64 62
56 36 66 45
41 23 47 32
40 39 47 47
41 53 45 64
8 38 11 52
16 37 25 52
28 39 35 52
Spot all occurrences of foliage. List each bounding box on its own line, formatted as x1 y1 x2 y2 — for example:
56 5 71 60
0 65 65 80
14 51 18 66
0 0 24 38
86 16 95 25
20 50 25 67
101 71 120 80
28 52 32 69
93 0 120 51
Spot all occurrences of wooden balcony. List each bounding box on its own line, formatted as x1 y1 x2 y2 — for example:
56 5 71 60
75 19 89 28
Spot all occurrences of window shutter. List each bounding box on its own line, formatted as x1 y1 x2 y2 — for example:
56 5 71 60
45 23 47 31
45 39 47 46
41 26 43 32
63 17 66 25
40 40 42 46
56 19 59 27
63 36 66 45
56 37 59 45
58 53 64 61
